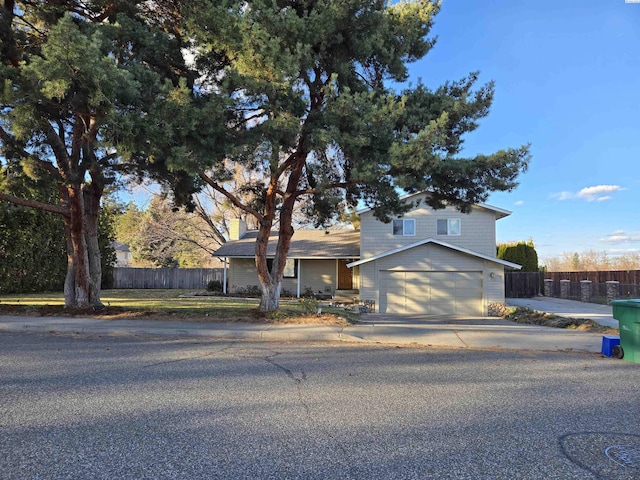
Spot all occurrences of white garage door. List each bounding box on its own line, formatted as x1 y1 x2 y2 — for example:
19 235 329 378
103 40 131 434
380 271 483 315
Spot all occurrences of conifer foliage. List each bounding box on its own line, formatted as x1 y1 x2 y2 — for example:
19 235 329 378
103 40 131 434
0 1 191 306
167 0 531 311
497 240 539 272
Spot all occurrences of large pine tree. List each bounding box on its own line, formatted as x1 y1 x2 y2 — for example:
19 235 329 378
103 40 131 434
0 1 192 306
159 0 530 311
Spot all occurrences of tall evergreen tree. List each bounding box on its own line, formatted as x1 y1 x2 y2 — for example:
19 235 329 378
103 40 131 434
497 240 539 272
163 0 530 311
0 1 193 306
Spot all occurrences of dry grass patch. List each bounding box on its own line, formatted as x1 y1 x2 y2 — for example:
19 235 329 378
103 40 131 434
0 289 357 326
505 307 618 334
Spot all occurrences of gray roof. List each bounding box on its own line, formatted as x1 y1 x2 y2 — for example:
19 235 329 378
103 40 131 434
112 241 130 252
214 230 360 259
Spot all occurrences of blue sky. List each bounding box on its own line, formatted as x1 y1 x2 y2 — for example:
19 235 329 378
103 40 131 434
410 0 640 262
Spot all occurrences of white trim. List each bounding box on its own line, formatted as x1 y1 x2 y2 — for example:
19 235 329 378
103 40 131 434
223 257 228 294
297 259 301 298
346 238 522 270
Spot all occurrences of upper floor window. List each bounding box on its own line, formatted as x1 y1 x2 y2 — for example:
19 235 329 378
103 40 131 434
393 219 415 236
437 218 461 236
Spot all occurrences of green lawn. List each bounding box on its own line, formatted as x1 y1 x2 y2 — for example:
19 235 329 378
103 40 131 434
0 289 359 324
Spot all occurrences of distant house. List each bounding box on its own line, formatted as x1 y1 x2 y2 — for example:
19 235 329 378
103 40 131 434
214 192 520 315
113 241 132 267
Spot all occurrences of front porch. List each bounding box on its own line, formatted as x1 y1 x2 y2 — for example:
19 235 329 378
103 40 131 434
223 258 360 298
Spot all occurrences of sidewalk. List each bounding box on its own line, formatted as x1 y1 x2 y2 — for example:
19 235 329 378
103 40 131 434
0 312 607 354
506 296 618 328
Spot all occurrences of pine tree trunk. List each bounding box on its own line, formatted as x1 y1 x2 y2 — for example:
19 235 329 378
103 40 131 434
63 225 76 308
83 183 103 306
64 186 92 308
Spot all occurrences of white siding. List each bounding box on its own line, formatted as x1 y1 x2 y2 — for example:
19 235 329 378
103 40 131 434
359 262 377 304
358 243 508 315
484 263 506 305
299 259 336 295
229 259 261 292
360 194 498 258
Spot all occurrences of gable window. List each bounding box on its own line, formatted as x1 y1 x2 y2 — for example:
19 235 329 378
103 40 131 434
266 258 298 278
392 219 415 236
437 218 461 236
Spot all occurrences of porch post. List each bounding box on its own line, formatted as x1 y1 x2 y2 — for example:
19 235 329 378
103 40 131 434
223 258 227 294
297 259 301 298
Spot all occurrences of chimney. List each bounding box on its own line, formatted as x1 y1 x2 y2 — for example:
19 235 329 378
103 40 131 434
229 218 247 240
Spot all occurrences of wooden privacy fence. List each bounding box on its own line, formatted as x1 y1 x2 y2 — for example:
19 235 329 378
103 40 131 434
113 268 223 289
545 270 640 285
504 271 544 298
506 269 640 301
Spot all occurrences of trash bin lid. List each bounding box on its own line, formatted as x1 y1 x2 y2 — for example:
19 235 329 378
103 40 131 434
611 299 640 308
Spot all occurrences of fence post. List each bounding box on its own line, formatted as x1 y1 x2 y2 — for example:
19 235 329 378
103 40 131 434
544 279 553 297
606 281 620 305
560 280 570 299
580 280 592 303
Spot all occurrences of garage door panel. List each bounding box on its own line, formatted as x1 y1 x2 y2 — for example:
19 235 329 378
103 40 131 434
455 298 482 315
405 280 430 291
430 301 453 315
430 289 452 300
404 302 429 315
456 278 483 289
405 284 428 298
404 272 430 287
455 288 483 298
430 274 456 288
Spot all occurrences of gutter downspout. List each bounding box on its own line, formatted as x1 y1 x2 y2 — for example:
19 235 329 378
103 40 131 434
297 259 301 298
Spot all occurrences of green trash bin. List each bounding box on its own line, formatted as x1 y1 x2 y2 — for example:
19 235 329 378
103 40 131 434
611 299 640 363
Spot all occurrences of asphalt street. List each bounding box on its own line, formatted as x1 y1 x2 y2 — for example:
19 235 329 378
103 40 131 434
1 331 639 480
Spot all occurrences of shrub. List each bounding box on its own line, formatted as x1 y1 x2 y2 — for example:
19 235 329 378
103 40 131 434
299 297 320 314
280 288 294 298
206 280 223 292
235 285 262 296
497 240 539 272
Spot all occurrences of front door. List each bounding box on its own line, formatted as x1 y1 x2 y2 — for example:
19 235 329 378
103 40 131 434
337 260 353 290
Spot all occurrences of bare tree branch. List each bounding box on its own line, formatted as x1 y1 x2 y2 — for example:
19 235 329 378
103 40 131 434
198 171 263 222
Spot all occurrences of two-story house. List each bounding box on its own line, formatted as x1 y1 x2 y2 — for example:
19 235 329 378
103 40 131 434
213 192 520 315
